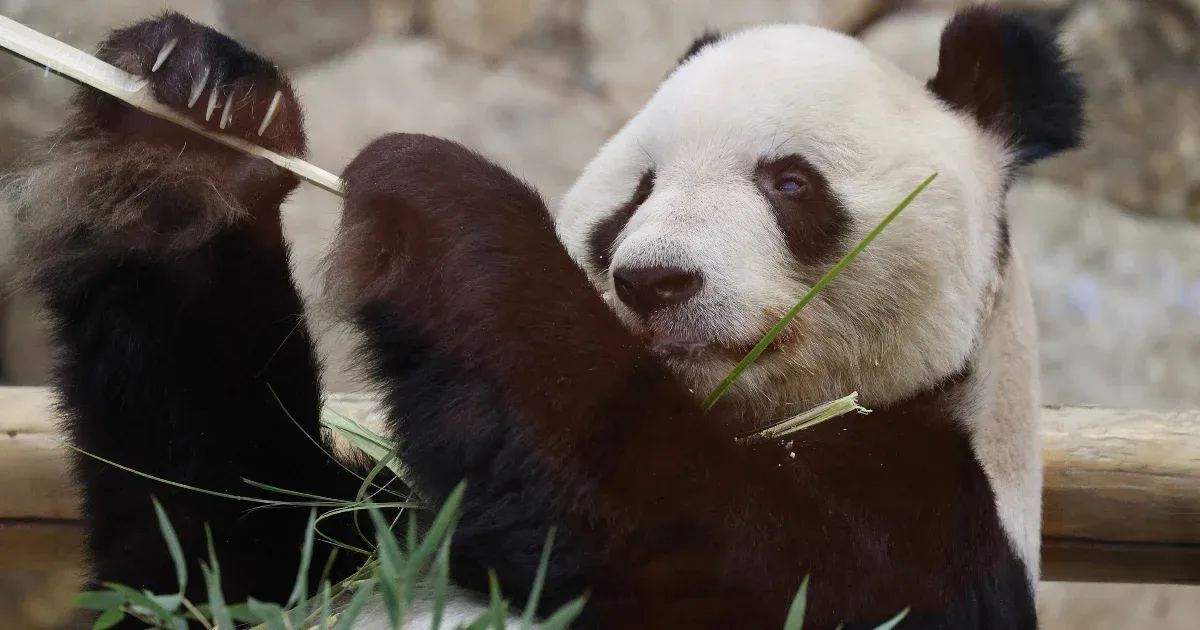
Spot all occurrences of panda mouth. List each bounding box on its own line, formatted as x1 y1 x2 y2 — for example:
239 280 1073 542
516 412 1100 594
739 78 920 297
643 330 758 361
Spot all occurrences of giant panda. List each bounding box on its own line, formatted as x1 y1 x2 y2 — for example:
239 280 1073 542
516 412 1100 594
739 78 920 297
6 4 1082 629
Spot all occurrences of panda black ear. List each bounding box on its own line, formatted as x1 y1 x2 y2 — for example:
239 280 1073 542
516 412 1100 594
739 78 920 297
927 6 1085 165
677 30 722 68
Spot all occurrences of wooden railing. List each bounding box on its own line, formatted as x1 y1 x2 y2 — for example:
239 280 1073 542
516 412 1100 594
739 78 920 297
2 386 1199 584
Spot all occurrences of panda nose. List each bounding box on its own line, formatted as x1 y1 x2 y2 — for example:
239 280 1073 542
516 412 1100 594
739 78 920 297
612 266 704 316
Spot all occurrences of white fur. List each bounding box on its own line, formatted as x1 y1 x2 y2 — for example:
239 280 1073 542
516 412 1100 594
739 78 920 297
973 252 1043 585
354 585 523 629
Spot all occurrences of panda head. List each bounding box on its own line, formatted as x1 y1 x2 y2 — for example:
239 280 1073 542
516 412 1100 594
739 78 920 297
554 6 1084 416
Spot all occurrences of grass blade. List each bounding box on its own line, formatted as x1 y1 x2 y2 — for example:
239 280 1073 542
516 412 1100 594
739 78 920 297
704 172 938 410
286 509 319 619
246 598 287 630
367 502 408 628
538 596 588 630
488 570 507 627
101 583 173 620
405 483 466 593
92 607 125 630
318 581 333 630
72 591 125 611
333 580 377 630
522 527 557 629
151 499 189 594
783 575 810 630
202 526 235 630
430 524 453 630
201 564 233 630
57 439 344 508
873 608 910 630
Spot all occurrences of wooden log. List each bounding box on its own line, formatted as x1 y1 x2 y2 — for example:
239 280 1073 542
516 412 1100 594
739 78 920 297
3 386 1200 584
0 387 78 521
1040 404 1200 584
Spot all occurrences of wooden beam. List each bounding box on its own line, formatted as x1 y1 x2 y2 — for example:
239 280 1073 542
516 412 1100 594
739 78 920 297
3 386 1200 584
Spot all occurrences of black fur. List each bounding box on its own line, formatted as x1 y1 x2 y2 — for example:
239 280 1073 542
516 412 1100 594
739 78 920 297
927 6 1085 165
11 13 363 626
585 169 654 275
677 31 722 67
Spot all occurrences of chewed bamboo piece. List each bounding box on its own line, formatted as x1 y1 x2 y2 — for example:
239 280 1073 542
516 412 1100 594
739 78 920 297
0 14 346 197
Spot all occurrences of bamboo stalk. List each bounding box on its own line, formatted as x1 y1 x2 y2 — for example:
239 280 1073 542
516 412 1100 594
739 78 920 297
0 13 346 197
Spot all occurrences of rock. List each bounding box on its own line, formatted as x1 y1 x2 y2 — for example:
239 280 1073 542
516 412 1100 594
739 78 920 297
1035 0 1200 221
912 0 1074 10
219 0 377 69
1009 178 1200 409
369 0 422 36
582 0 884 116
0 0 221 169
283 39 620 390
859 9 952 80
425 0 591 89
429 0 557 58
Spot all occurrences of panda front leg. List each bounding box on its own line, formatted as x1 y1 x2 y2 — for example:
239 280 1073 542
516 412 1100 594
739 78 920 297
10 12 364 616
329 134 810 628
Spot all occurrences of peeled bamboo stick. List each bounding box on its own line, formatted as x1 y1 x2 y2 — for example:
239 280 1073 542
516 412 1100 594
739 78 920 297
0 13 346 197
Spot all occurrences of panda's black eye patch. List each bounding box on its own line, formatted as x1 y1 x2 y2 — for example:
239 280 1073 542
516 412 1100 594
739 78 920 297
585 169 656 274
755 155 848 267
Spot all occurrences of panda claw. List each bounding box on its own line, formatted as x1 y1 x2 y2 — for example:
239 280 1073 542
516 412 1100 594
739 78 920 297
151 37 178 73
258 91 282 136
187 66 210 109
206 83 221 122
220 92 234 130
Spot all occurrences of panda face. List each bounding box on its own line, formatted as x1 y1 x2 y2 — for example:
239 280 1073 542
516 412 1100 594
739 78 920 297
555 23 1017 414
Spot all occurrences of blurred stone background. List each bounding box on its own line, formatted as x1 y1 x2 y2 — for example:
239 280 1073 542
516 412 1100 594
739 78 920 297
1 0 1199 627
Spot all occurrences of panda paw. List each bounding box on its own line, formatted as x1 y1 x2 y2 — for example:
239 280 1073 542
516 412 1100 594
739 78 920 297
90 11 305 155
328 133 557 310
9 15 307 288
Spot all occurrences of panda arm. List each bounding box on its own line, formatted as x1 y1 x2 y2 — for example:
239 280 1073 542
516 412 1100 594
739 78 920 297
330 133 821 626
332 134 1038 629
10 13 365 608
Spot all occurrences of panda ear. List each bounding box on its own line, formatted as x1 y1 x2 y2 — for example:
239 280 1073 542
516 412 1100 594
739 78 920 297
927 6 1085 165
676 30 722 68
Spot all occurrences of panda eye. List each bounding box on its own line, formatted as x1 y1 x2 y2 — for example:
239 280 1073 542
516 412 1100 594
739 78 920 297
775 177 807 194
